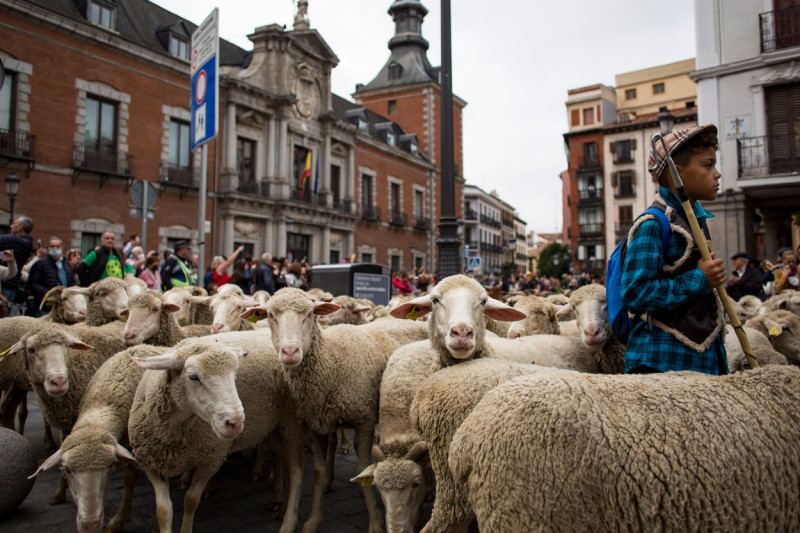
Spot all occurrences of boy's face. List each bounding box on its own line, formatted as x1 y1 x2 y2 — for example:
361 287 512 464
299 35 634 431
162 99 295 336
676 146 720 202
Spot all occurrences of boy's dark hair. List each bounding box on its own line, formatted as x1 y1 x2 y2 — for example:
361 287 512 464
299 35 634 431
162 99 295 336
656 130 719 186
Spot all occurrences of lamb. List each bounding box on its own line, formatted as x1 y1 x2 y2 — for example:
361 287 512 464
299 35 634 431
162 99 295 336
242 287 430 533
39 286 90 324
29 344 167 532
724 324 787 372
410 357 552 532
162 286 210 326
760 290 800 317
449 366 800 531
128 336 305 533
121 291 189 347
745 310 800 365
505 295 562 338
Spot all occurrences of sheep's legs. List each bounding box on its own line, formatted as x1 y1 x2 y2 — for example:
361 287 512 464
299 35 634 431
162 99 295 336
324 432 336 492
146 470 173 533
49 431 69 504
16 392 28 434
339 428 350 455
301 432 327 533
106 464 137 531
267 432 287 514
354 425 384 533
179 467 215 533
277 428 304 533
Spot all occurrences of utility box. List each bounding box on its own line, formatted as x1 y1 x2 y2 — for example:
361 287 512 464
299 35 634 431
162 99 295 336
311 263 392 306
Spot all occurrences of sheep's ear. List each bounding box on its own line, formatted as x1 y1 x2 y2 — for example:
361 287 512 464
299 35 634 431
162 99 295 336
66 334 93 351
29 448 63 478
391 295 433 319
41 287 63 309
556 303 575 321
313 302 340 316
405 441 429 462
372 444 386 463
189 295 211 305
7 340 26 356
240 306 268 321
353 304 371 314
132 352 184 370
119 308 130 318
764 318 784 337
163 303 182 313
485 298 526 322
350 463 376 486
70 287 92 297
222 345 247 358
115 443 142 469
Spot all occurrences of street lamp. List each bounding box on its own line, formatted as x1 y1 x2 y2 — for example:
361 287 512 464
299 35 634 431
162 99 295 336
657 109 675 136
5 172 19 227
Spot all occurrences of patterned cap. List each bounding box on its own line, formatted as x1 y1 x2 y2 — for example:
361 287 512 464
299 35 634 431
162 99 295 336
648 124 718 177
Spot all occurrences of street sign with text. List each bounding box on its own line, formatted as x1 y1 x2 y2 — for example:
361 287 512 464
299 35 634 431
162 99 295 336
190 8 219 150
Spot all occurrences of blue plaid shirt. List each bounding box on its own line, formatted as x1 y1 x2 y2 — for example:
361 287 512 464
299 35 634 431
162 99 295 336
620 188 728 375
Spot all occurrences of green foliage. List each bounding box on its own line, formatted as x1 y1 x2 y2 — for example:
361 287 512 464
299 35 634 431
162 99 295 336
537 243 570 278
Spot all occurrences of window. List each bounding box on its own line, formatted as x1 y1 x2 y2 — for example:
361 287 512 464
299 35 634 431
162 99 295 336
610 138 635 164
653 82 665 94
765 82 800 173
238 138 256 185
582 108 594 125
625 88 636 100
386 131 396 146
357 117 368 132
577 173 602 200
88 0 116 29
85 96 117 155
414 190 424 219
0 70 15 132
330 164 341 203
361 252 373 263
361 173 374 209
81 232 102 257
618 205 633 225
582 142 598 166
390 182 401 215
168 120 191 171
169 35 189 60
388 100 396 115
570 109 580 126
391 255 400 273
388 63 403 80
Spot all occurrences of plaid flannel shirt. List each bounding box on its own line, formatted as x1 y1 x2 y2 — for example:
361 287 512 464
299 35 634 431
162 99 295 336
620 187 728 375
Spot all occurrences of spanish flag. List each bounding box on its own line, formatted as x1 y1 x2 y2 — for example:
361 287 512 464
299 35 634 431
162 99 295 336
299 149 311 199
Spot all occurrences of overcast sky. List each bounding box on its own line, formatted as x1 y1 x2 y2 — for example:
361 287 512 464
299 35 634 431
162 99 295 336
156 0 696 233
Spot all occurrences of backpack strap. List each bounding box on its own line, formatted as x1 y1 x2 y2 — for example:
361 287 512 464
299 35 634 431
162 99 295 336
642 207 671 252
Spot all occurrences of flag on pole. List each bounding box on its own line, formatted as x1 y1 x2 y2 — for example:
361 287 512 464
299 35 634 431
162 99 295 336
299 149 311 199
313 151 320 194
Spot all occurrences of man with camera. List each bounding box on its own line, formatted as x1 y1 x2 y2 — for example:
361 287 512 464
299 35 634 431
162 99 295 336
726 252 765 301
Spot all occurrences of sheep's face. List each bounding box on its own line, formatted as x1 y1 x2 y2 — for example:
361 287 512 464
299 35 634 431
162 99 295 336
184 351 245 439
507 298 559 339
122 298 162 345
373 459 426 533
758 311 800 364
61 291 88 323
124 279 147 298
211 297 257 334
12 331 92 396
94 285 129 321
573 296 609 347
162 289 194 326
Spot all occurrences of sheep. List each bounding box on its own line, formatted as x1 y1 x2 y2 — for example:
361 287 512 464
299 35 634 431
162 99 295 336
724 324 787 372
29 344 167 533
306 287 334 302
410 357 552 532
760 291 800 317
128 336 305 533
252 290 271 305
0 316 48 433
9 322 127 503
317 295 371 326
448 366 800 532
122 275 147 298
505 295 562 338
162 286 210 326
39 286 90 324
210 293 259 334
120 291 189 347
84 277 130 326
545 293 569 306
242 287 429 533
745 310 800 365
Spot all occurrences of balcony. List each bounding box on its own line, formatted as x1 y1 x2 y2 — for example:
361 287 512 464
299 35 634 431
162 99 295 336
480 214 502 228
160 163 197 188
290 188 315 204
388 210 407 228
579 154 600 169
579 259 605 273
614 184 636 199
737 133 800 178
413 216 429 231
578 188 602 205
464 209 477 221
333 197 353 214
0 129 36 164
73 144 134 185
760 5 800 53
360 205 381 223
579 223 603 236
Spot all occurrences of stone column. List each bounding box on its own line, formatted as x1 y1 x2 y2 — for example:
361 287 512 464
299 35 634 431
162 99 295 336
222 215 235 255
347 145 356 212
266 116 276 179
220 103 239 190
276 219 287 257
322 225 330 264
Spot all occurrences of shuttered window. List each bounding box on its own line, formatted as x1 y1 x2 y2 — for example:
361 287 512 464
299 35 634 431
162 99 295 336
765 82 800 173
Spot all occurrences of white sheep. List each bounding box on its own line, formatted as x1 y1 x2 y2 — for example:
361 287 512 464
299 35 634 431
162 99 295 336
29 344 166 532
760 291 800 317
162 286 210 326
745 310 800 365
39 286 89 324
724 324 787 372
316 295 371 327
242 287 430 533
83 277 130 326
505 295 562 338
120 291 191 347
210 293 259 334
128 336 305 533
449 366 800 531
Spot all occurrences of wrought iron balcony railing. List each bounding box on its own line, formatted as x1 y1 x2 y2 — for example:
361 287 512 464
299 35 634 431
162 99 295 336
738 133 800 178
760 5 800 53
160 163 197 188
388 210 407 227
0 129 36 160
74 144 134 177
360 205 381 222
413 216 429 231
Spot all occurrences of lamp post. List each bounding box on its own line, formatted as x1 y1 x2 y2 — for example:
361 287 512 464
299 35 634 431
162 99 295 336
657 109 675 136
5 172 19 228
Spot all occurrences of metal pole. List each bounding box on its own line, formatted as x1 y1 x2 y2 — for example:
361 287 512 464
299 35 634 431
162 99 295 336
197 143 208 283
140 180 148 252
8 197 14 228
437 0 461 279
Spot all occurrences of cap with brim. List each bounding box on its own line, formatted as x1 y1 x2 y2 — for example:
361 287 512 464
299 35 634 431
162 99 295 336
731 252 748 260
648 124 718 177
173 240 190 250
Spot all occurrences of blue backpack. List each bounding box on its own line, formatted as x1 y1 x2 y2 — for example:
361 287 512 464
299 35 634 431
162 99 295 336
606 205 671 344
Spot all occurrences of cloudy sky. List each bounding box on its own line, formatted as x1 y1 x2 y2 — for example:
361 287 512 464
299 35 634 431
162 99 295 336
156 0 696 233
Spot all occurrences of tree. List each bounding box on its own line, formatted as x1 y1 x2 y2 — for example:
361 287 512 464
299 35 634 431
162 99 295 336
537 243 570 278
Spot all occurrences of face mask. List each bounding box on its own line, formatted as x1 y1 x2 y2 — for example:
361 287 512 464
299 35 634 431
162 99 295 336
49 249 62 260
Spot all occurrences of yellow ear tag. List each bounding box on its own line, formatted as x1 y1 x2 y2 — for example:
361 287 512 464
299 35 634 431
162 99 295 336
246 313 259 323
406 306 419 321
769 325 780 336
361 477 374 487
45 301 55 307
0 347 11 358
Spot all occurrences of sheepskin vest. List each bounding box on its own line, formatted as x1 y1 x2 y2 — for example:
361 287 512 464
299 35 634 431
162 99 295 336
633 197 724 352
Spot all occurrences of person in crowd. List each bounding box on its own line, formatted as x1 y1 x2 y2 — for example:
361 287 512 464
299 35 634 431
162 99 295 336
66 248 82 279
773 249 799 293
209 245 245 290
229 258 251 294
726 252 765 301
392 270 414 295
0 216 35 303
415 267 433 293
284 261 305 289
27 236 75 316
138 253 162 291
161 240 196 290
77 231 132 286
621 124 727 375
253 252 277 294
122 234 140 259
126 246 147 276
0 248 18 295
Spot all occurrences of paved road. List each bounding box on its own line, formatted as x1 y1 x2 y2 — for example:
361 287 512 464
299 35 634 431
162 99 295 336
0 392 412 532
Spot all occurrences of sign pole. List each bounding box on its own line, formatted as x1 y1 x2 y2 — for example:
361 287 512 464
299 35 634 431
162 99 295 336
141 181 148 252
197 143 207 283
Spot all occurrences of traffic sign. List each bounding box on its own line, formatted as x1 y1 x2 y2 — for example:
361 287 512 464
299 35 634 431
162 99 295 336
190 8 219 150
468 257 482 271
130 181 157 209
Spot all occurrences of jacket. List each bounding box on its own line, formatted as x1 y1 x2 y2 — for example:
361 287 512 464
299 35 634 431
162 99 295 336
28 255 75 309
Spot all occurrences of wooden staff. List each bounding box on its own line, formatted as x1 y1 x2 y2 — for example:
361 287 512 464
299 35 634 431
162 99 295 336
653 134 758 369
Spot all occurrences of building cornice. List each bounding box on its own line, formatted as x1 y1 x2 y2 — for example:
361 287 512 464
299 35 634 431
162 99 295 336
690 47 800 82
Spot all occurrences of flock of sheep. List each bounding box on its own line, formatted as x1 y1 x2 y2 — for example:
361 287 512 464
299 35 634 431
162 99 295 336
1 273 799 532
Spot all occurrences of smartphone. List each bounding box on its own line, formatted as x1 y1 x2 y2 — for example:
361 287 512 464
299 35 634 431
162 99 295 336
37 238 42 248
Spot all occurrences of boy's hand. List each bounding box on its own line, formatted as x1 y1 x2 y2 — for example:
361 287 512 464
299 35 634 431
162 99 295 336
698 253 726 288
